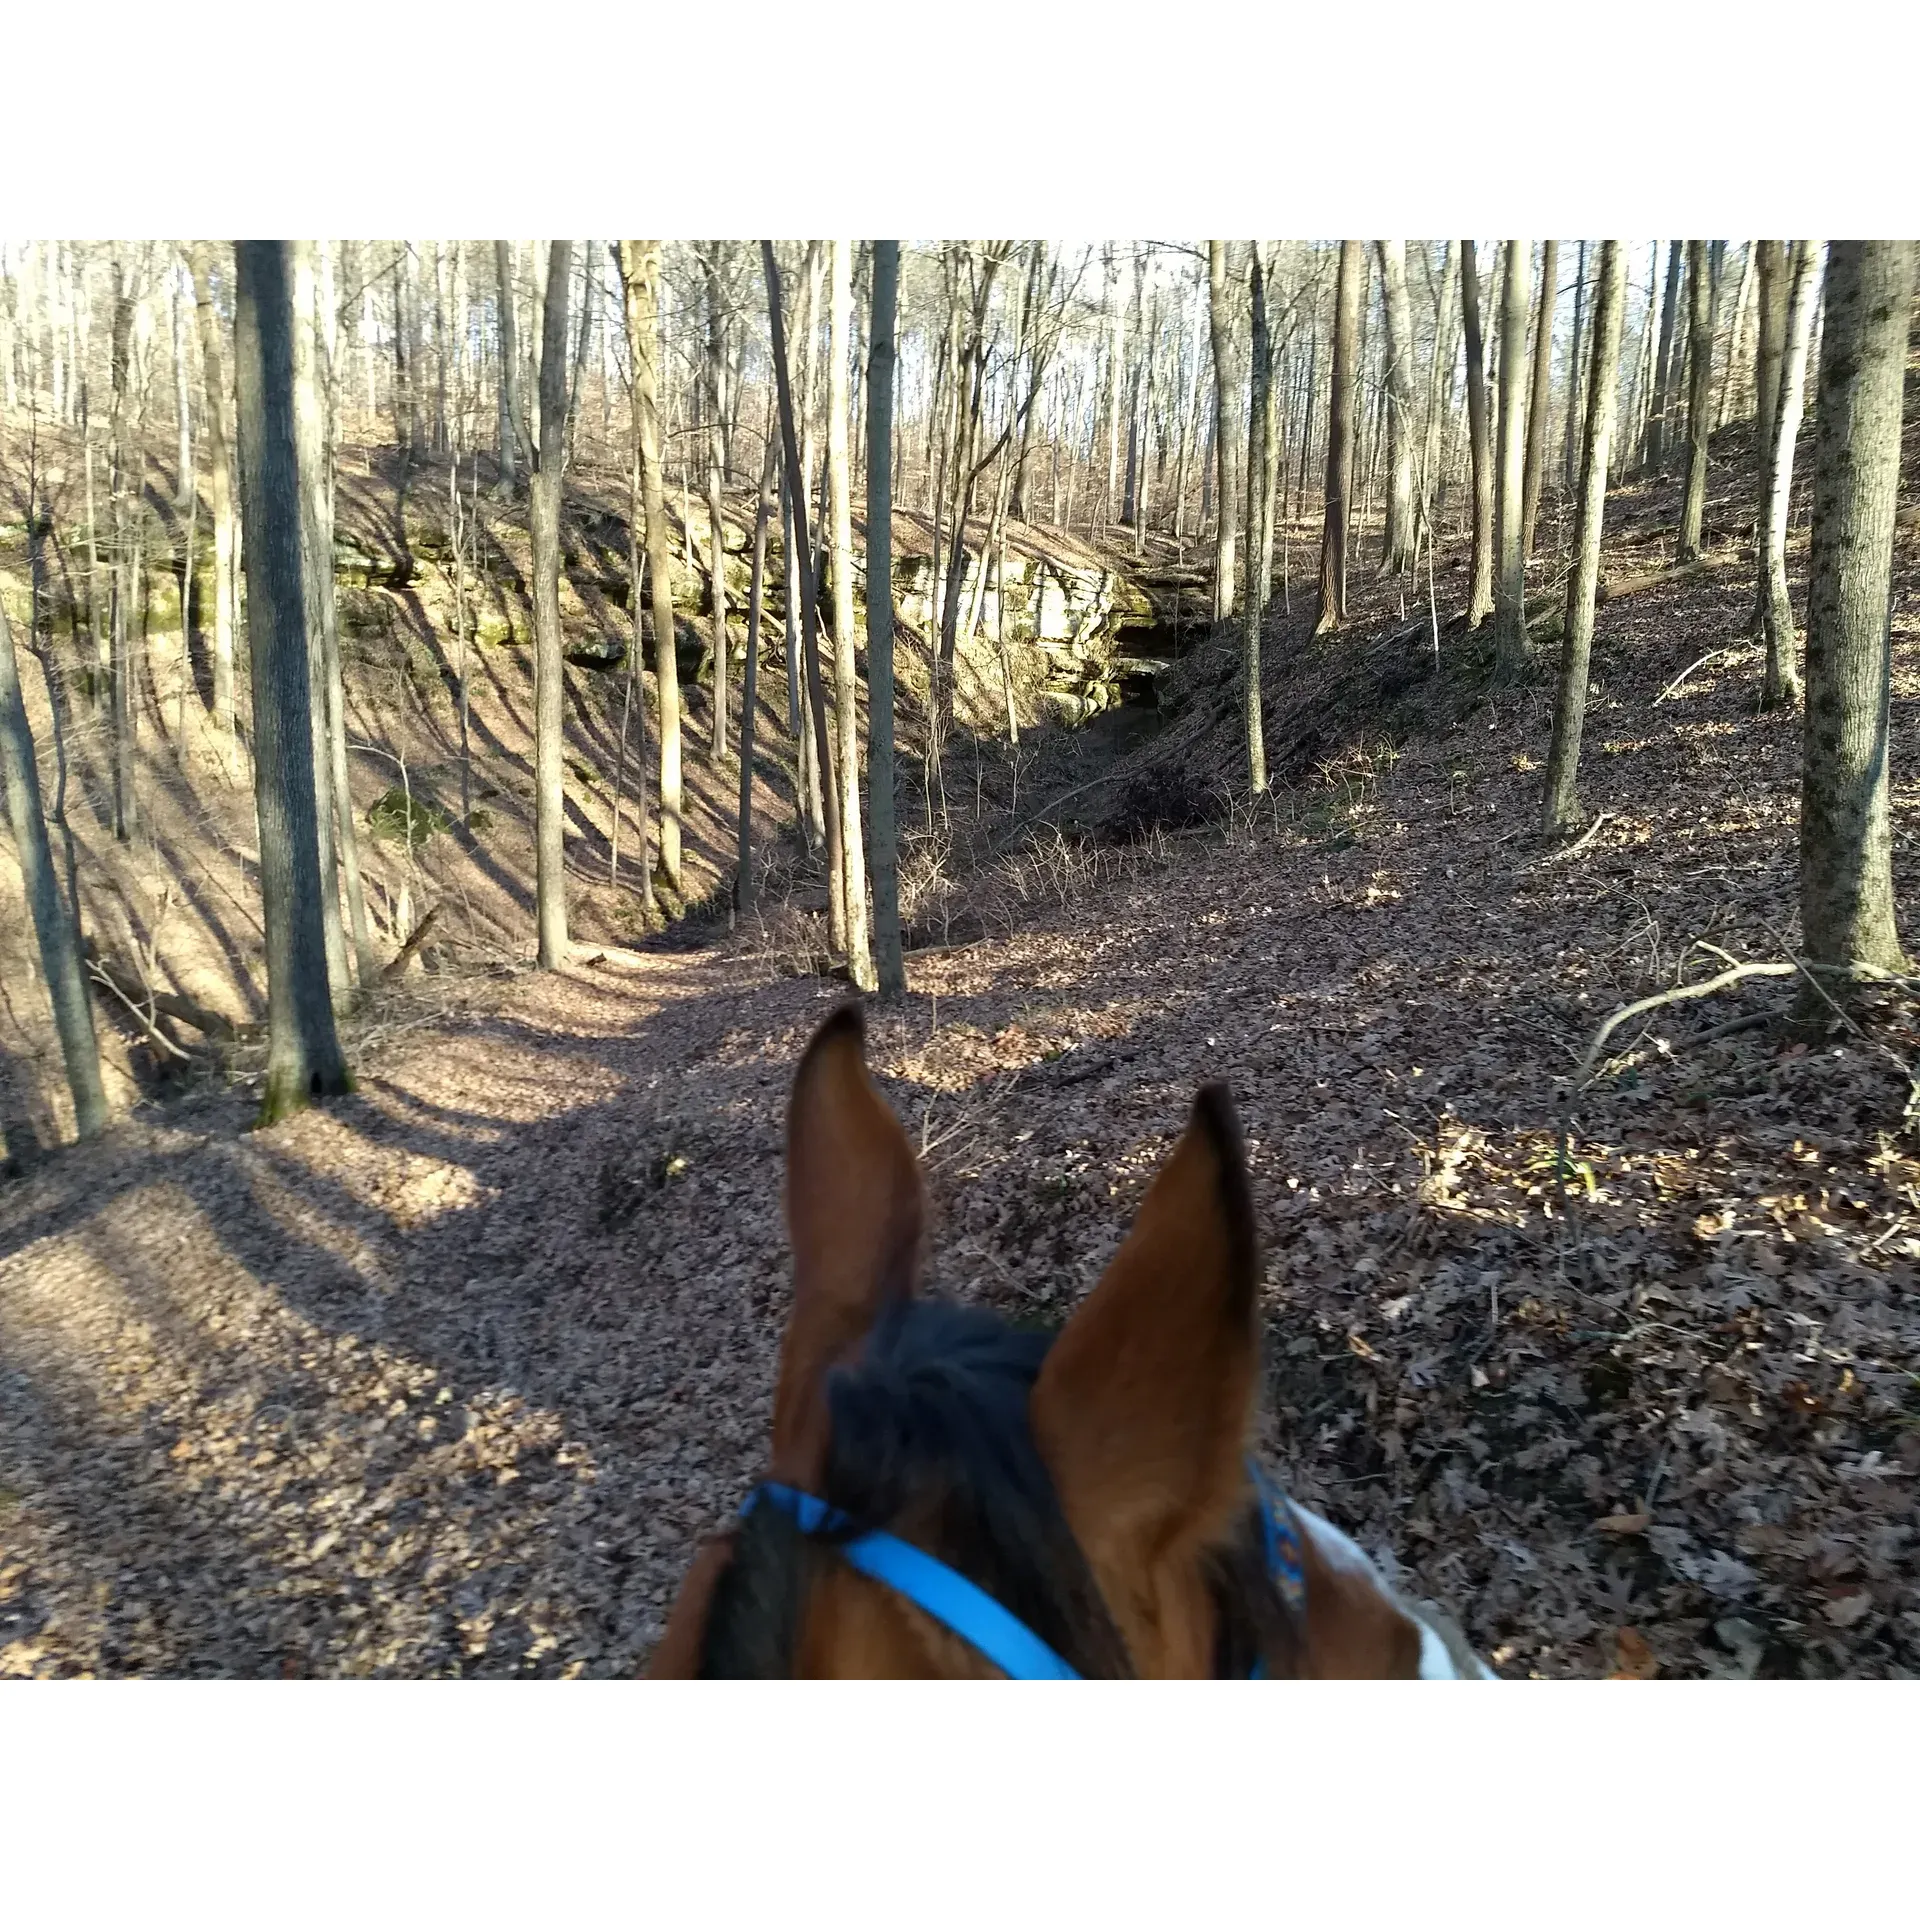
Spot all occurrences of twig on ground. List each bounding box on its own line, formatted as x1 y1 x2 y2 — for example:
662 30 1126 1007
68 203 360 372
1653 646 1757 705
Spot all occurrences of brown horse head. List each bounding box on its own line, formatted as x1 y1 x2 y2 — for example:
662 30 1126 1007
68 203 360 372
649 1001 1489 1680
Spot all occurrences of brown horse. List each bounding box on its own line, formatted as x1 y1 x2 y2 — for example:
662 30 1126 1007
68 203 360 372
650 1002 1492 1679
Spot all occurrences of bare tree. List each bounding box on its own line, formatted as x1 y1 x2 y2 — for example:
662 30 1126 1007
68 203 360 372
825 238 874 990
866 240 907 997
1678 239 1714 562
1541 240 1627 834
1520 238 1558 560
735 410 779 919
1491 240 1532 673
1800 240 1915 980
1758 241 1821 709
530 241 572 968
494 240 522 494
1375 240 1417 574
701 243 730 763
1206 242 1239 624
617 241 682 894
1460 240 1494 628
0 596 108 1141
231 240 350 1123
1242 245 1270 789
762 240 847 967
1644 240 1683 471
1314 240 1364 635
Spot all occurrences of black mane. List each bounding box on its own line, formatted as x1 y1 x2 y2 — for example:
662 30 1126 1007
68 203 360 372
699 1298 1296 1679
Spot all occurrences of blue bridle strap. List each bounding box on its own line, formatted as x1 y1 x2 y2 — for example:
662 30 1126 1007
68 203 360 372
739 1461 1308 1681
741 1482 1081 1680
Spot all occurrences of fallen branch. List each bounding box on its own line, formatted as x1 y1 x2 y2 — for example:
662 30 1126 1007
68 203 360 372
381 903 442 980
1653 645 1757 704
1577 954 1920 1086
82 938 238 1041
87 959 196 1061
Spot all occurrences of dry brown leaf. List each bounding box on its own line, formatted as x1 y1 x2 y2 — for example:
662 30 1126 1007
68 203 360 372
1593 1510 1652 1537
1608 1625 1660 1680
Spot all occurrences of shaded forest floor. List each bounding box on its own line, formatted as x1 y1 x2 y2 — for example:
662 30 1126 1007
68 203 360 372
4 401 1920 1679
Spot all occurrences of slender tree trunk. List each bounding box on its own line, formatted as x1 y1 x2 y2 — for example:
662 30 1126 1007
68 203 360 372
867 241 907 997
1679 239 1715 561
494 240 522 494
1520 238 1559 560
1646 241 1683 471
1563 240 1587 498
1206 242 1239 624
736 410 778 918
107 268 138 841
231 241 350 1124
617 242 681 893
1242 246 1270 790
703 244 730 763
530 241 572 968
762 241 846 963
1717 242 1756 431
1542 241 1626 834
1752 241 1788 471
1760 241 1822 709
287 241 351 999
1461 240 1494 627
0 596 108 1140
1376 239 1417 574
825 238 874 989
1314 241 1364 634
171 264 195 512
1491 240 1532 673
1799 240 1915 980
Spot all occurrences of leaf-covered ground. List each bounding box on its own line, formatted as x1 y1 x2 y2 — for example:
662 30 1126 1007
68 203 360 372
3 423 1918 1679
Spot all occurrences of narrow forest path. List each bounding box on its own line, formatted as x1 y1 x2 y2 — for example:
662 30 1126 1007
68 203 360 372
6 441 1920 1680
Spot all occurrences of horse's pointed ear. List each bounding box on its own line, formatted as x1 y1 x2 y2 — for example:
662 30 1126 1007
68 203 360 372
1030 1083 1260 1662
771 1000 926 1486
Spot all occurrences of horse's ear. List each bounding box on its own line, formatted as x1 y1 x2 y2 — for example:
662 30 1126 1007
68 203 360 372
771 1001 925 1486
1029 1084 1260 1666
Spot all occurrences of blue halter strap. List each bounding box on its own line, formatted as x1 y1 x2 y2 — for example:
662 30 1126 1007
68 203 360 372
739 1462 1307 1680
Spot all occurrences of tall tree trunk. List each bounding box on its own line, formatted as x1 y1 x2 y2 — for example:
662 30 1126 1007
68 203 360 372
1752 241 1788 471
866 240 907 998
530 241 572 969
1562 240 1587 497
107 266 139 841
0 596 108 1141
1759 241 1821 710
1491 240 1532 673
1679 239 1714 561
736 411 778 919
231 241 350 1124
1520 238 1559 560
1422 242 1459 529
1541 241 1626 834
1206 242 1239 624
171 263 195 512
288 241 351 999
762 241 846 964
825 238 874 989
702 244 730 763
1460 240 1494 628
494 240 522 494
1799 240 1915 981
1375 239 1417 574
1242 246 1270 790
1716 242 1756 430
1315 240 1364 635
1646 240 1683 471
617 242 681 893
